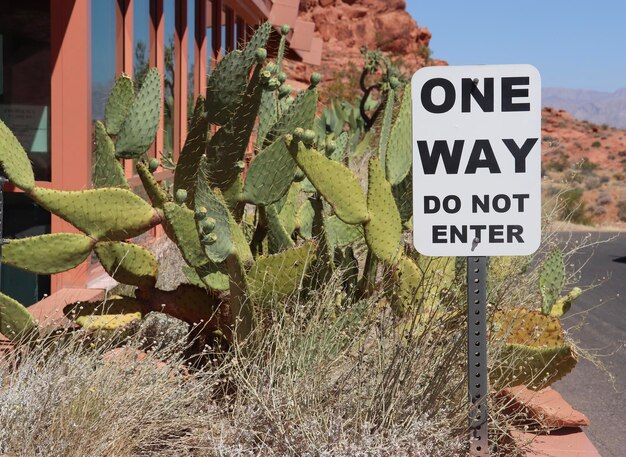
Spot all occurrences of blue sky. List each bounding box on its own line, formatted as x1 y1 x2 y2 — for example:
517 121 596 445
405 1 626 92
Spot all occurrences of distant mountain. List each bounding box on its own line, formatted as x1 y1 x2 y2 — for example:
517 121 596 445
542 87 626 129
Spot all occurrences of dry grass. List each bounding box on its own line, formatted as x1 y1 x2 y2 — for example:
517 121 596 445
0 223 601 456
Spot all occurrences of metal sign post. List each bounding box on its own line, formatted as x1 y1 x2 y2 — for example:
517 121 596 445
467 256 488 456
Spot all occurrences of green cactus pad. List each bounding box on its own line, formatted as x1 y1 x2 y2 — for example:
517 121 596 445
205 66 264 190
174 96 208 204
3 233 95 274
491 309 577 389
136 284 227 331
226 254 253 342
266 205 295 253
31 187 160 241
386 85 412 185
195 168 235 263
104 73 135 135
0 119 35 191
263 86 318 148
291 142 369 225
393 256 422 315
328 131 349 162
206 21 270 126
247 241 316 301
296 198 315 239
256 90 278 149
550 287 582 317
278 183 300 236
242 136 297 206
162 201 209 269
94 241 158 289
93 121 128 189
540 248 565 315
189 263 230 292
115 67 162 158
136 160 169 207
364 157 401 263
325 215 363 250
377 88 395 170
64 296 143 332
392 172 413 224
0 292 38 341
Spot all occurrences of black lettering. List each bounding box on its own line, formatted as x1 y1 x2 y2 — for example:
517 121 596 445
469 225 486 242
472 195 489 213
417 140 465 174
508 225 524 243
424 196 440 213
462 78 494 112
492 194 511 213
512 194 529 211
502 77 530 112
489 225 505 243
450 225 467 243
433 225 447 243
465 140 501 174
503 138 538 173
443 195 461 214
421 78 456 113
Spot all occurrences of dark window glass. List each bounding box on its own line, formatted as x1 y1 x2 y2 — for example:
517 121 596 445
0 1 51 181
187 0 195 121
133 0 151 89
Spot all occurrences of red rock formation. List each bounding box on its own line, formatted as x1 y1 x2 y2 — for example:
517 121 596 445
285 0 445 93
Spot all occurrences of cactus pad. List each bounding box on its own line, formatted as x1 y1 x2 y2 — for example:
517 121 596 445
248 241 317 301
93 121 128 189
385 85 412 185
136 160 169 207
364 157 401 263
115 67 162 158
242 136 297 206
263 87 318 148
393 256 422 315
0 119 35 191
104 73 135 135
64 296 143 332
328 131 349 162
205 66 264 189
377 88 395 169
266 204 295 253
491 309 577 389
0 292 38 341
174 96 208 203
194 169 235 263
540 248 565 315
162 202 209 269
325 215 363 250
291 142 369 225
3 233 95 274
94 241 158 289
31 187 160 241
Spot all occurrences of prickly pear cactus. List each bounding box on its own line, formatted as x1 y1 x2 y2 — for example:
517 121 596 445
540 248 565 315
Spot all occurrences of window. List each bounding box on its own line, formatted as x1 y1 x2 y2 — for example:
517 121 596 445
163 1 176 159
133 0 151 89
187 0 195 120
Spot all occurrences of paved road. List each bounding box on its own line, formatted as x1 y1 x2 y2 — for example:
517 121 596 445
553 232 626 457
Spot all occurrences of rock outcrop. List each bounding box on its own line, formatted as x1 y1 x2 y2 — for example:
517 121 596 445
286 0 445 92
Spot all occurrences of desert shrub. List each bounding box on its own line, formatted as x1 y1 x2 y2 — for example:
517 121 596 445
596 193 612 205
619 200 626 222
591 140 601 148
559 187 590 224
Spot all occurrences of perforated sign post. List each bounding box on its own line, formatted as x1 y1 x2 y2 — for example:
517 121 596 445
411 64 541 456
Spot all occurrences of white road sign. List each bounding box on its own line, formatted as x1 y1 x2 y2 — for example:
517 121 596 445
411 64 541 256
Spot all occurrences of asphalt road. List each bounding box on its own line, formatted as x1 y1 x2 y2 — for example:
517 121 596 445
553 232 626 457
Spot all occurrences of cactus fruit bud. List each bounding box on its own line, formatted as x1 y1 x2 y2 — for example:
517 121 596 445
265 62 277 75
148 158 160 172
235 160 246 170
293 128 305 141
310 72 322 87
277 72 287 84
194 207 208 221
255 48 267 64
175 189 188 204
301 129 317 147
265 78 280 91
389 76 400 90
201 232 218 245
278 85 292 99
281 24 290 36
326 141 336 154
199 217 216 234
